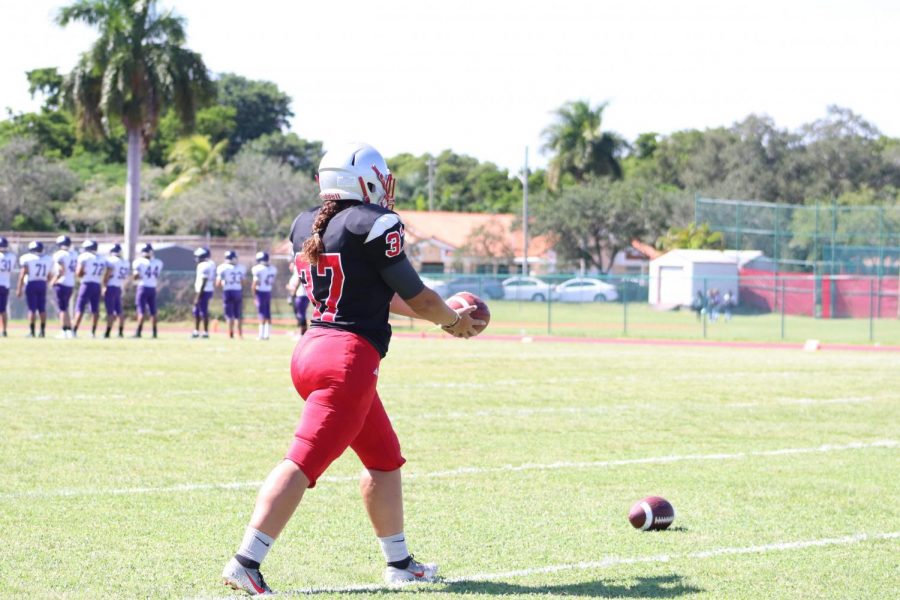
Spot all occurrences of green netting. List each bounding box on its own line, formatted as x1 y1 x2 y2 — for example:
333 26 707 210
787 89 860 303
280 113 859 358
696 197 900 275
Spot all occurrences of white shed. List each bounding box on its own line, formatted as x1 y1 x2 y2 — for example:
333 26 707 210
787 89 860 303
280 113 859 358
649 249 740 307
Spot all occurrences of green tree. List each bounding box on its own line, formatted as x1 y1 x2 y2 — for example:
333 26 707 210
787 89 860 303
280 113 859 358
216 73 293 157
541 99 624 190
532 178 677 272
57 0 213 260
656 222 725 251
161 134 227 198
242 132 322 178
0 137 80 230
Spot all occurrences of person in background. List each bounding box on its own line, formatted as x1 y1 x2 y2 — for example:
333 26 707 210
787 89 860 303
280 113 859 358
102 243 129 338
132 243 163 338
192 247 215 338
287 261 309 338
50 235 78 338
72 239 106 338
216 250 246 339
692 290 705 322
16 241 54 338
722 290 734 322
0 237 18 337
251 251 277 340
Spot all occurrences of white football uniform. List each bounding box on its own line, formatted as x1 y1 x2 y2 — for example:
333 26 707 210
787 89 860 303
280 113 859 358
77 251 107 284
106 256 130 288
290 271 305 298
195 260 216 293
20 253 55 282
133 257 164 288
217 263 246 291
53 249 78 287
251 264 278 293
0 251 18 288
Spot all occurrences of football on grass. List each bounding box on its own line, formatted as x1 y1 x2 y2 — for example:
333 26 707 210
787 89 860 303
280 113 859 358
446 291 490 334
629 496 675 531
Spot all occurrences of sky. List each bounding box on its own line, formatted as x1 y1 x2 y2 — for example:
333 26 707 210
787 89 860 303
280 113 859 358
1 0 899 172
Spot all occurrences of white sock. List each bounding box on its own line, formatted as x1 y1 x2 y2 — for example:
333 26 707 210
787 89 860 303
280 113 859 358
258 323 264 338
237 527 274 564
263 323 270 339
378 532 409 563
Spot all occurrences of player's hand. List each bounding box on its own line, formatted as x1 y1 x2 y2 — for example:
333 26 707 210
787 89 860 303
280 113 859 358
442 305 485 339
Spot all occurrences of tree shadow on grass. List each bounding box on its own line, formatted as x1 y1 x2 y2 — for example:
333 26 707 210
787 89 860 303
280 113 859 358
440 574 701 597
293 574 701 597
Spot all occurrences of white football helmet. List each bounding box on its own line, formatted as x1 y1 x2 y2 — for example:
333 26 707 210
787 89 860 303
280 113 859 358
317 143 395 209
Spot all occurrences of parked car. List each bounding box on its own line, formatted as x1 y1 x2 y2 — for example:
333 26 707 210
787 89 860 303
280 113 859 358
443 276 505 300
420 276 449 298
502 276 553 301
552 277 619 302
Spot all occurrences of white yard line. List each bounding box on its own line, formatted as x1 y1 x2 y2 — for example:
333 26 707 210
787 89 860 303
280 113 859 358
190 531 900 597
3 440 895 500
12 396 882 440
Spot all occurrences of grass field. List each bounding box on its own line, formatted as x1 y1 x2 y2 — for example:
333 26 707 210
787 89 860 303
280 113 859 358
383 301 900 346
1 331 898 598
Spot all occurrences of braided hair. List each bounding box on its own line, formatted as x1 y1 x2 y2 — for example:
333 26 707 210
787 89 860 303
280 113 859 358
301 200 352 265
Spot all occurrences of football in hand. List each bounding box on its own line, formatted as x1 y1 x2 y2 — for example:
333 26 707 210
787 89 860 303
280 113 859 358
446 291 490 334
628 496 675 531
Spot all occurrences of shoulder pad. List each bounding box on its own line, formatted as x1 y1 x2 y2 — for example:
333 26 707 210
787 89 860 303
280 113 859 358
344 204 401 237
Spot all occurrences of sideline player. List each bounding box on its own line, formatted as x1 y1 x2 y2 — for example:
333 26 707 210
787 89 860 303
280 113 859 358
286 262 309 337
222 143 483 595
216 250 246 339
102 243 129 338
192 247 215 338
72 239 106 338
0 237 17 337
250 251 277 340
16 241 54 338
50 235 78 338
132 243 163 338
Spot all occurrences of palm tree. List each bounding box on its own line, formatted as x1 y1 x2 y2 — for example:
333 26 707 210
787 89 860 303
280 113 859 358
161 134 228 198
541 99 624 190
58 0 213 260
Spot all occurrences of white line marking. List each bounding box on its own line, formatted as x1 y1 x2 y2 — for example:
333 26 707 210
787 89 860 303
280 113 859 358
190 531 900 597
727 396 876 408
3 440 895 500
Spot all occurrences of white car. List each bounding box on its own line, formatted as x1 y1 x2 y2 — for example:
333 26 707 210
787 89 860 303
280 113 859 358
502 276 553 301
552 277 619 302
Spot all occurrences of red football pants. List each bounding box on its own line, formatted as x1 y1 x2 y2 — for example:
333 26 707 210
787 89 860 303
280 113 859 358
287 327 405 487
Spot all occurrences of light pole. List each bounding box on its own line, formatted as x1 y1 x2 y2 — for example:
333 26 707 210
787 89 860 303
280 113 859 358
516 147 530 276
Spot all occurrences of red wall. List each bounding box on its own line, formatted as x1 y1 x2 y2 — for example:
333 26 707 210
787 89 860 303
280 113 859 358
738 269 898 318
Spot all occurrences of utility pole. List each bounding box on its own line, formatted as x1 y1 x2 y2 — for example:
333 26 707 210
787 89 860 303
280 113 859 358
521 147 529 276
427 157 435 211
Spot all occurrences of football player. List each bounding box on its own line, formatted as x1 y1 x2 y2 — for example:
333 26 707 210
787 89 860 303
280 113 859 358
102 243 129 338
0 237 17 337
250 251 277 340
286 262 309 338
16 241 54 338
72 239 106 338
49 235 78 338
216 250 246 339
192 247 215 338
132 243 163 338
222 143 483 595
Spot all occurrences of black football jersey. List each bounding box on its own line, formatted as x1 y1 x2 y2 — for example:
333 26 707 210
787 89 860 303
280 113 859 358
289 203 414 356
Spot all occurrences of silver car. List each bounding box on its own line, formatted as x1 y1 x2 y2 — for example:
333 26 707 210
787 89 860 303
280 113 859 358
552 277 619 302
502 276 552 301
